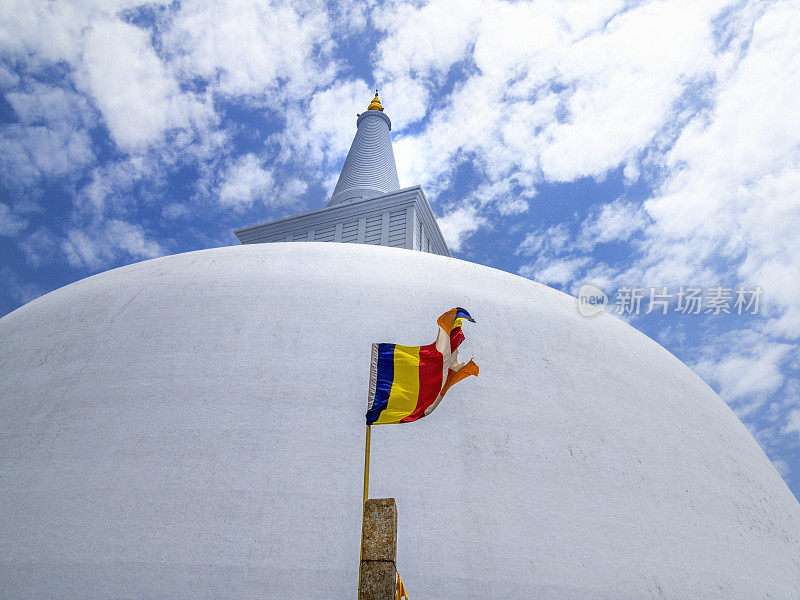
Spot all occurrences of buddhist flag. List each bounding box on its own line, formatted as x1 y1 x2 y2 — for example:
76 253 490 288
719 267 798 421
366 308 479 425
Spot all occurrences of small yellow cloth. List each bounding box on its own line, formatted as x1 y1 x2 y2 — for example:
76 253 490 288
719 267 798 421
395 573 408 600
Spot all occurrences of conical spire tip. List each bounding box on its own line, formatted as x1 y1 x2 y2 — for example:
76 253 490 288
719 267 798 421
367 89 383 112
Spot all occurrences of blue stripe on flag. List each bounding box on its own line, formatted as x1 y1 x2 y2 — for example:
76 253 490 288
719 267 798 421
455 307 475 322
366 343 395 425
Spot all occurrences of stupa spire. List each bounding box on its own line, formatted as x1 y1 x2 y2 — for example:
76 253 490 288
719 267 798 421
234 90 451 257
328 91 400 207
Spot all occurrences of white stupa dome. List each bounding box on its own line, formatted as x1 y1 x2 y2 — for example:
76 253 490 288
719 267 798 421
1 243 798 598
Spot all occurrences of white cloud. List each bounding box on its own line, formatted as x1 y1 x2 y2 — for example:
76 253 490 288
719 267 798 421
376 77 429 130
785 410 800 437
163 0 337 99
18 227 57 267
467 179 531 215
0 83 95 188
80 17 213 152
162 203 189 220
62 219 164 269
539 0 727 181
517 223 570 257
6 82 94 127
692 332 792 413
0 63 20 87
0 124 94 189
771 458 790 479
0 203 27 236
516 222 605 288
437 205 486 252
282 177 309 203
0 266 44 306
374 0 484 81
217 153 275 211
579 200 647 248
519 256 590 287
78 156 154 217
0 2 217 156
0 1 133 67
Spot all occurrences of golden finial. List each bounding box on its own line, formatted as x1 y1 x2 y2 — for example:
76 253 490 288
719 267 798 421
367 89 383 111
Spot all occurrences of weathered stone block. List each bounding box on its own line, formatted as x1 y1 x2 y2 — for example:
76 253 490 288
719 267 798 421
361 498 397 562
358 560 396 600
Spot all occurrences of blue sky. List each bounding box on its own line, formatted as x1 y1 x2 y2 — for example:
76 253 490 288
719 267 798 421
1 0 799 500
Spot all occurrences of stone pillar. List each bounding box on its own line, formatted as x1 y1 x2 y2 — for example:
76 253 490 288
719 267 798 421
359 498 397 600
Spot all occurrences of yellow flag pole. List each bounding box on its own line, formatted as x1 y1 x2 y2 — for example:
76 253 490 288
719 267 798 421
358 424 371 598
363 424 371 505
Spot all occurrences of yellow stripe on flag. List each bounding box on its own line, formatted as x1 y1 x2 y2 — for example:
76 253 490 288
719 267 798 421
375 344 420 424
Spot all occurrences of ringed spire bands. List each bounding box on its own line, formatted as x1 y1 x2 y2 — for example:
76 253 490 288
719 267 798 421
328 92 400 207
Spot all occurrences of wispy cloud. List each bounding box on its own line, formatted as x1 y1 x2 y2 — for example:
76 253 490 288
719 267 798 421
217 153 275 211
437 204 486 252
61 219 164 269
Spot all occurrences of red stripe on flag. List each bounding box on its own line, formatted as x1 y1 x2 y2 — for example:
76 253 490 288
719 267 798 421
400 342 443 422
450 326 465 351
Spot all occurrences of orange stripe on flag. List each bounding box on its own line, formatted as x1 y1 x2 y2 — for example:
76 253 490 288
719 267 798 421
440 359 479 398
437 308 459 333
